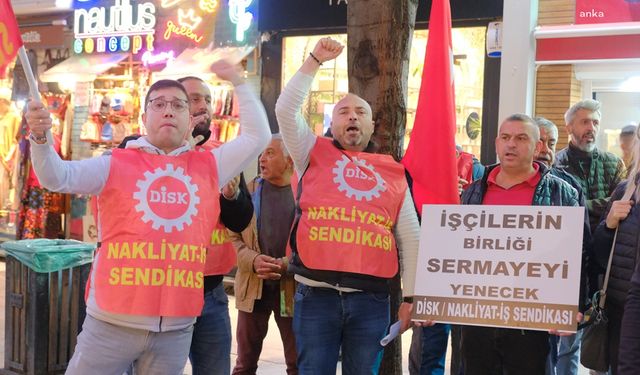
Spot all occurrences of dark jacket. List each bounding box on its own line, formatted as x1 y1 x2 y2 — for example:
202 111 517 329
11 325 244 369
619 277 640 375
462 162 580 206
549 166 593 308
619 252 640 375
555 143 625 232
592 181 640 309
231 178 296 315
462 162 589 311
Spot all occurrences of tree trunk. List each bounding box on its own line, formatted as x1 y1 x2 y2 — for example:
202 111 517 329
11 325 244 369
347 0 418 161
347 1 418 374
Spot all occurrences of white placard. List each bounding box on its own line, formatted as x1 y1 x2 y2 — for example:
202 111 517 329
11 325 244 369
412 204 584 332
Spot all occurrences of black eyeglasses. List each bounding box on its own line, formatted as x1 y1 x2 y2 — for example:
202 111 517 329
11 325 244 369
147 98 189 113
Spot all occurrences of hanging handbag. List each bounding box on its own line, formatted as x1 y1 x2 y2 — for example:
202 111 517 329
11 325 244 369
580 188 633 372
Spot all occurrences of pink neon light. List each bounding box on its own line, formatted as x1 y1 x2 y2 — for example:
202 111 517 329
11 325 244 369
142 50 176 66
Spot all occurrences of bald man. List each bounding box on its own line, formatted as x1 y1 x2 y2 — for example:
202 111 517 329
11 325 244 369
274 37 421 374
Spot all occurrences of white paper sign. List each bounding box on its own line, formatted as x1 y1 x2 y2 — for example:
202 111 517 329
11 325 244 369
412 204 584 332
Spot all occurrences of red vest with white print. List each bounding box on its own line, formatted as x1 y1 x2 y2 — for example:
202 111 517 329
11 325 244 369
295 137 407 278
94 149 219 316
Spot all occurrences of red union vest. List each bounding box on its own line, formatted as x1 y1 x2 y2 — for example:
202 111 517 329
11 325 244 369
94 149 219 316
198 141 237 276
296 137 407 278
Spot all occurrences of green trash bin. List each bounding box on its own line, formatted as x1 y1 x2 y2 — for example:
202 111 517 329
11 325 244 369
1 239 95 375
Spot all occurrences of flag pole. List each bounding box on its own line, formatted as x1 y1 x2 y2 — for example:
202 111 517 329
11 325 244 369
17 45 53 141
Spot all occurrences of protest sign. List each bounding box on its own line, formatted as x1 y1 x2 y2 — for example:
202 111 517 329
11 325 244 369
412 204 584 332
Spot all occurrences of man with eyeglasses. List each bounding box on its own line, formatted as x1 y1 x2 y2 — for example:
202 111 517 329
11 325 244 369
177 75 254 374
24 61 270 375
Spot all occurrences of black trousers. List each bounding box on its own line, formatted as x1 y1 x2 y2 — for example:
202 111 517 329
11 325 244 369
461 325 549 375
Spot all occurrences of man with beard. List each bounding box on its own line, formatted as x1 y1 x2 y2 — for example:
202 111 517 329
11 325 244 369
554 100 625 375
178 76 254 375
534 117 591 375
556 99 625 233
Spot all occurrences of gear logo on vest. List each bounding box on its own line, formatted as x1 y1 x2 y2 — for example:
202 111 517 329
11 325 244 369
133 164 201 233
332 155 386 201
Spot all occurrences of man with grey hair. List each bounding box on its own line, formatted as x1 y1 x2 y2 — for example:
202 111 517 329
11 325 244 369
535 117 591 375
555 100 624 375
556 99 625 232
230 134 298 375
461 113 580 375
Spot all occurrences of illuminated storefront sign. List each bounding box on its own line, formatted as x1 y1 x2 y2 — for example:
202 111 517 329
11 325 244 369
73 0 157 54
164 20 204 44
142 50 175 66
229 0 253 42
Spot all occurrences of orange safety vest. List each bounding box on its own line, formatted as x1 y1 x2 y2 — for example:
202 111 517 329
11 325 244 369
94 149 219 316
205 218 236 275
198 140 237 275
295 137 407 278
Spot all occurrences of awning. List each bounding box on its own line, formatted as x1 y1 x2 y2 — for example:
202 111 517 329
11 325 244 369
40 53 129 82
535 22 640 64
154 46 255 81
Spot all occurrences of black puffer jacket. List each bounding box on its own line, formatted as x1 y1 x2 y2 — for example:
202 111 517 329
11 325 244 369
592 181 640 309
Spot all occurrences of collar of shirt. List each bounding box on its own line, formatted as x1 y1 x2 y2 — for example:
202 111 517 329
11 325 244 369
124 136 192 156
487 163 541 188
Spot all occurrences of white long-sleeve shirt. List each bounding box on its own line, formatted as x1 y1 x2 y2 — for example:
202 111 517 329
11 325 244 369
275 71 420 296
31 83 271 332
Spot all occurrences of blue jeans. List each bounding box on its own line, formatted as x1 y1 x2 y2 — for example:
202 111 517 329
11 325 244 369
293 284 390 375
549 331 582 375
189 283 231 375
420 324 450 375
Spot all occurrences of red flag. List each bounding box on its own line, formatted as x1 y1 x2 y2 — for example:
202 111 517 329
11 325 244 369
0 0 23 78
401 0 459 216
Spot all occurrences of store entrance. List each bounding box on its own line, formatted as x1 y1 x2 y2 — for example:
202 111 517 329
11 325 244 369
576 61 640 161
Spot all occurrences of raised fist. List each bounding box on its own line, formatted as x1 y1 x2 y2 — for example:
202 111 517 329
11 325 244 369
210 59 244 86
311 37 344 64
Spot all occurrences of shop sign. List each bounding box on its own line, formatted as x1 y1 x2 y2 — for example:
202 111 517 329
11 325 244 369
229 0 254 42
20 25 66 49
73 0 157 54
258 0 502 32
142 50 175 67
159 1 216 46
411 205 584 332
576 0 640 24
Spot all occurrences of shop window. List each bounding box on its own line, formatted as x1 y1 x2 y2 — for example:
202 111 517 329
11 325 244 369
282 27 486 158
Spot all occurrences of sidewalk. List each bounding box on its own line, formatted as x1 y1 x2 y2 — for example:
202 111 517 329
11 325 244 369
184 294 414 374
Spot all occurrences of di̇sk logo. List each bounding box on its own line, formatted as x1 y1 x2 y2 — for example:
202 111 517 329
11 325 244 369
133 164 200 233
332 155 386 201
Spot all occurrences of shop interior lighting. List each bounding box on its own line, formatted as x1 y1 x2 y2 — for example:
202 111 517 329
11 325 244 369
619 76 640 92
55 0 73 9
200 0 218 13
178 8 203 30
229 0 253 42
161 0 184 7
